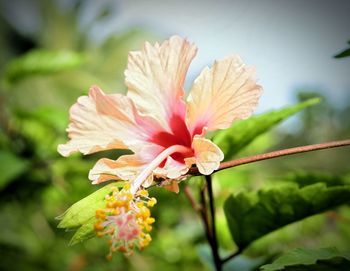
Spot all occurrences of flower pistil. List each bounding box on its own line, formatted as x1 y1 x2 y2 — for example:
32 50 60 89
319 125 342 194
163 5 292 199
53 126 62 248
94 183 157 259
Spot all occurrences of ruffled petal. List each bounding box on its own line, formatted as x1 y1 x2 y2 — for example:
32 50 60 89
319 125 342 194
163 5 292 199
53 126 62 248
186 55 262 134
58 86 160 157
153 156 190 179
88 155 146 184
192 137 224 175
125 35 197 129
154 156 191 193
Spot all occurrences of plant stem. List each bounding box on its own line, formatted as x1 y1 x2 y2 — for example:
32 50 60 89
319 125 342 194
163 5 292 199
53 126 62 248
183 139 350 268
184 185 201 212
205 175 222 271
184 185 213 250
184 185 212 241
222 248 243 264
184 183 222 271
189 139 350 175
199 185 214 248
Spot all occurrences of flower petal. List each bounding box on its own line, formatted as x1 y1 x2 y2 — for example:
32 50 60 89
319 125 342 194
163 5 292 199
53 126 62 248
58 86 160 157
125 35 197 129
192 137 224 175
186 55 262 134
89 155 146 184
162 180 180 193
153 156 190 179
154 156 191 193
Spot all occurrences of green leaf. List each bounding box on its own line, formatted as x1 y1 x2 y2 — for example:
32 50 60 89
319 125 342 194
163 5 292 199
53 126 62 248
69 218 97 246
283 172 350 188
224 183 350 250
0 150 29 190
260 247 350 271
334 47 350 59
58 182 120 229
58 182 123 244
4 49 85 83
214 98 320 160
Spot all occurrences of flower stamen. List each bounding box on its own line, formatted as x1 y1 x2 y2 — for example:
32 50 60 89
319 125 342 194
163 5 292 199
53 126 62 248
94 184 156 259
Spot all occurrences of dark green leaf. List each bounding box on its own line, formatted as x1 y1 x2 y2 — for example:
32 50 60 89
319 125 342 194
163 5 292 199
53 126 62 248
224 183 350 250
334 47 350 59
260 247 350 271
4 49 85 83
283 172 350 188
0 150 29 190
214 98 320 160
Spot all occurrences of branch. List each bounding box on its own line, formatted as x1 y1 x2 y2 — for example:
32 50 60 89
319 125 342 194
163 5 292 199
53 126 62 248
222 248 243 264
184 185 201 212
205 175 222 271
189 139 350 175
184 185 213 249
199 186 213 245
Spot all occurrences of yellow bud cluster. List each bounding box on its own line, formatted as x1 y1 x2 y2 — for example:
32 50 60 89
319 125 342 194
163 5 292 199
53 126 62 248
94 183 157 259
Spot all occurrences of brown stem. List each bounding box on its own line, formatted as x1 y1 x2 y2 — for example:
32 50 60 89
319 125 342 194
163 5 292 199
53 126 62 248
205 175 222 271
189 139 350 175
184 185 213 249
222 248 243 264
184 185 201 212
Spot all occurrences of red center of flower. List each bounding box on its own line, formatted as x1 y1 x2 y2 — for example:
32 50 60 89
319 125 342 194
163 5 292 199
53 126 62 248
150 114 196 166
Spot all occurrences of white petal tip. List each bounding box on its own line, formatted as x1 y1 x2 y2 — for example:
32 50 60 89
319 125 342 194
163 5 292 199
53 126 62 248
57 144 71 157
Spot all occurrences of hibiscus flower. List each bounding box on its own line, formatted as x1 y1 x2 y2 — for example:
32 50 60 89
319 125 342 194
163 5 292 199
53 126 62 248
58 35 262 194
58 35 262 256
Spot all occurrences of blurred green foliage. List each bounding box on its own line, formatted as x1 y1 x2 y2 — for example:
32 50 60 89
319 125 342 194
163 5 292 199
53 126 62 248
0 1 349 271
4 49 85 84
261 247 350 271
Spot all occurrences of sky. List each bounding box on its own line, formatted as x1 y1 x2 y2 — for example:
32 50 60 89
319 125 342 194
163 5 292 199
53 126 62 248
88 0 350 112
1 0 350 113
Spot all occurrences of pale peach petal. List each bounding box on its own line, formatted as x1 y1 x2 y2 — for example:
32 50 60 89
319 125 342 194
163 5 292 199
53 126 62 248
192 137 224 175
88 155 146 184
186 55 262 133
153 156 190 179
142 175 154 188
58 86 160 157
125 35 197 129
162 180 180 193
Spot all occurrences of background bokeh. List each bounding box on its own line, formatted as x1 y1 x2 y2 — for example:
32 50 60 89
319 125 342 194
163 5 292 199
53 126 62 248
0 0 349 270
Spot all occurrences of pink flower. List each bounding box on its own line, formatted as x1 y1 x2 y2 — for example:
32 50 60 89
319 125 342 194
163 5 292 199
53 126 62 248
58 36 262 194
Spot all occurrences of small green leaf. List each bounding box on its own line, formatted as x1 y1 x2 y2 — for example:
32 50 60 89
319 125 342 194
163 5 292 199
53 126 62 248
224 183 350 250
69 217 96 246
0 150 29 190
4 49 85 83
58 182 120 229
58 182 124 244
261 247 350 271
334 47 350 59
214 98 320 160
